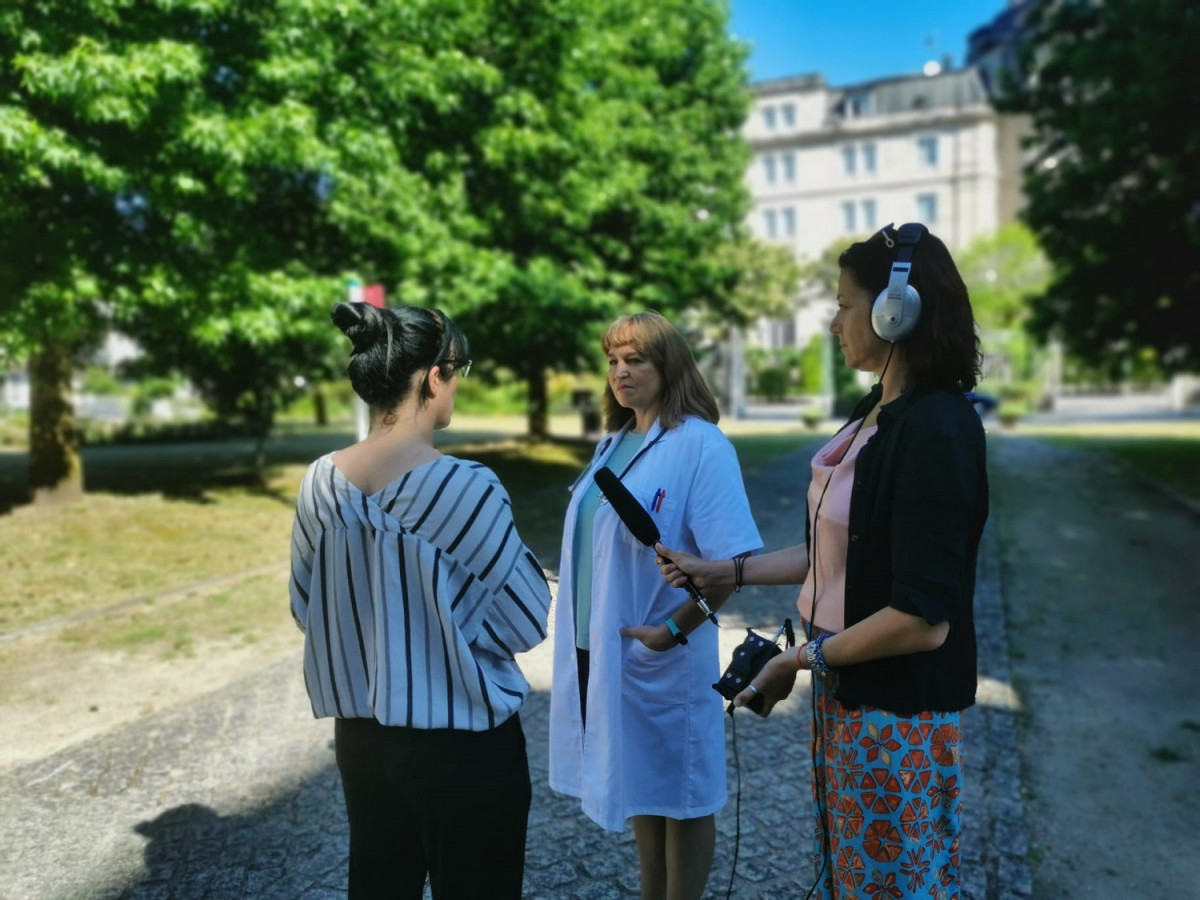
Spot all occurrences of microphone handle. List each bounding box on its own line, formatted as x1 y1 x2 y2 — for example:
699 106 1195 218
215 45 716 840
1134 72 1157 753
682 579 719 626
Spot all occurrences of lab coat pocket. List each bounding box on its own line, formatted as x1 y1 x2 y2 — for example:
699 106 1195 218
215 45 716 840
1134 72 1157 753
622 637 689 706
610 492 678 551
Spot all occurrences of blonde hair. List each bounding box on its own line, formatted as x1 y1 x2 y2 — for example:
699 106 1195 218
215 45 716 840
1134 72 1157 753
600 311 718 432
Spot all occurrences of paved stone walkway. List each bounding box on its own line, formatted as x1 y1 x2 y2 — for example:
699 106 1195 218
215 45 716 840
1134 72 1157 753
0 444 1029 899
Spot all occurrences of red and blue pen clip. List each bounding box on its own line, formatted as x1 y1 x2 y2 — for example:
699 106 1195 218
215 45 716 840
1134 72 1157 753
649 488 666 513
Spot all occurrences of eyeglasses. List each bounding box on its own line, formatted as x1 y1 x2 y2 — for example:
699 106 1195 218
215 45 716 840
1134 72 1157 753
452 359 472 378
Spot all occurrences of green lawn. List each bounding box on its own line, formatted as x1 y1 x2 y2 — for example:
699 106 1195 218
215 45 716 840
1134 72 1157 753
729 431 825 474
1014 421 1200 503
0 430 809 653
16 417 1195 661
1047 437 1199 501
0 438 592 637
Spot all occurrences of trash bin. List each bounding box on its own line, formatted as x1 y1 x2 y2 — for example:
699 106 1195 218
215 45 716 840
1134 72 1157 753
581 407 602 435
572 389 602 437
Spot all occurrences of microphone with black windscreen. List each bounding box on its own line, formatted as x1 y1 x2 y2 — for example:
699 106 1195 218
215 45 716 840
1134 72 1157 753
593 467 719 626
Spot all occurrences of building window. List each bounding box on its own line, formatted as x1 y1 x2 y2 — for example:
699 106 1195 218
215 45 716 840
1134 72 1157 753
762 106 776 130
782 207 796 237
861 143 877 173
781 103 796 127
917 136 939 166
763 209 778 238
861 199 877 231
841 201 857 233
842 146 856 175
782 152 796 182
916 193 939 224
847 91 872 117
780 316 797 346
763 155 777 184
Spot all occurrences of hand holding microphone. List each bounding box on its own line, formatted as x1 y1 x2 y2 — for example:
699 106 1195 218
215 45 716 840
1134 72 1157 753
593 467 719 626
654 543 711 592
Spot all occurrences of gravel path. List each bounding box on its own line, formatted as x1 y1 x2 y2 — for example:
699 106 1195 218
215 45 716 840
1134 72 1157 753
7 429 1194 898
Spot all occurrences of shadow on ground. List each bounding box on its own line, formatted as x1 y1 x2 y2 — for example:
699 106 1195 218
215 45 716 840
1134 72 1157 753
0 423 582 514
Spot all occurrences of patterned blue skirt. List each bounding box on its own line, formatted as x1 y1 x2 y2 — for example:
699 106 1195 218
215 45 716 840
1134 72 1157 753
808 672 963 899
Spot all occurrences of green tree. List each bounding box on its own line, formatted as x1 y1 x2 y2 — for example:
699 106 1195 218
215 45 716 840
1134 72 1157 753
0 4 135 502
797 332 826 394
997 0 1200 371
0 1 356 500
1 0 761 507
698 238 801 335
956 223 1050 332
115 1 493 449
797 237 846 302
449 0 757 435
956 223 1050 384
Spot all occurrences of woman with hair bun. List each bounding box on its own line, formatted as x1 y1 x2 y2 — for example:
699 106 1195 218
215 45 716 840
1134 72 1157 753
289 301 552 898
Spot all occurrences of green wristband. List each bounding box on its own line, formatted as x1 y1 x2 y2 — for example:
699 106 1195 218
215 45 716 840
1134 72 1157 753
665 616 688 645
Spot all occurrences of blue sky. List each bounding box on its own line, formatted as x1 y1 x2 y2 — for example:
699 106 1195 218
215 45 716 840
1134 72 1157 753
729 0 1012 86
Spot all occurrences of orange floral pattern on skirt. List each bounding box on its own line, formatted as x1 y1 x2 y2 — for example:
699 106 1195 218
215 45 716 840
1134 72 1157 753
807 674 962 900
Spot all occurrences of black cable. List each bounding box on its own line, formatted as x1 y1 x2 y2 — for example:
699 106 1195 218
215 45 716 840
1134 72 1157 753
802 350 892 898
724 620 793 900
803 685 826 900
725 707 741 900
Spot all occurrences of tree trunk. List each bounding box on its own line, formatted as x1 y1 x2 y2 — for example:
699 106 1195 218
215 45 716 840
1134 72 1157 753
526 359 548 439
312 386 328 426
29 343 83 505
251 386 272 480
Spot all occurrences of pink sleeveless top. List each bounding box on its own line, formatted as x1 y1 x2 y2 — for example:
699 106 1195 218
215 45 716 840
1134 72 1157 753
796 421 877 633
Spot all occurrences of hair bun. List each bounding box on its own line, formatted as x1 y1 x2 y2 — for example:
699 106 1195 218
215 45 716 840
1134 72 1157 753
331 301 385 354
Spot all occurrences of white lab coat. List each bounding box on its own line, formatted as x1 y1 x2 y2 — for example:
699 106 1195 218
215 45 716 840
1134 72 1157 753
548 416 762 832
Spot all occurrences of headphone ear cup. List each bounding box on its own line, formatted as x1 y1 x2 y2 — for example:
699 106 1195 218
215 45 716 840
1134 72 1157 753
871 285 921 342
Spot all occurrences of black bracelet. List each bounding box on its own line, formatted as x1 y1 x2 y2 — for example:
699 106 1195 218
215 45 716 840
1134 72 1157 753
732 552 750 592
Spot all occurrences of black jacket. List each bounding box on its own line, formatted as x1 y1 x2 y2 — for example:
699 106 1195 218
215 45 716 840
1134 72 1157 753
808 385 989 714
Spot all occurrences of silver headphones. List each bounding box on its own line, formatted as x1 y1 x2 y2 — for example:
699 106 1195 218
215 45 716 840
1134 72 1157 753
871 223 924 342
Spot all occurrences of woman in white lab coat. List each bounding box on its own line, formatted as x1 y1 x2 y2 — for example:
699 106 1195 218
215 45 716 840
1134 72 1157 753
548 311 761 900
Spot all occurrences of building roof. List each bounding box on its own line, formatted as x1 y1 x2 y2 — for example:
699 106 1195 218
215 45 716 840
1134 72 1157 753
749 67 990 132
749 73 827 97
834 68 989 116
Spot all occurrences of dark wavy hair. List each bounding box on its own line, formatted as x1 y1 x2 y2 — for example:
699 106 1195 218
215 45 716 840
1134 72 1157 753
330 302 469 417
838 224 982 392
600 311 719 432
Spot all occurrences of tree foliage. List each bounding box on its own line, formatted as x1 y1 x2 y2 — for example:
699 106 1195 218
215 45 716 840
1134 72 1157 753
124 0 759 436
438 0 757 432
955 224 1051 385
956 223 1050 332
699 238 801 334
1 0 761 500
997 0 1200 371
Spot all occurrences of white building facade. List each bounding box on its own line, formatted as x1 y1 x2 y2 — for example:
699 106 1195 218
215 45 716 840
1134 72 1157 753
742 67 1022 357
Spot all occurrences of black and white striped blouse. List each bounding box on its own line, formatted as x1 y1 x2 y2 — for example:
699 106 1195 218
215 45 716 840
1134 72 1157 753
289 453 552 731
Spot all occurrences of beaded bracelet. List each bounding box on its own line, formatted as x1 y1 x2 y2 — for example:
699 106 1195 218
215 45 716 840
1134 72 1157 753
806 631 834 676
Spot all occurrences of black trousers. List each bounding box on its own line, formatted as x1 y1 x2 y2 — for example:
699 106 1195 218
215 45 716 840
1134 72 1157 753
334 714 531 899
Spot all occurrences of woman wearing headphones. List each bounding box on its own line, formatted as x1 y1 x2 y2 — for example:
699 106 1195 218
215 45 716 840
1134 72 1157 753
657 224 988 898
